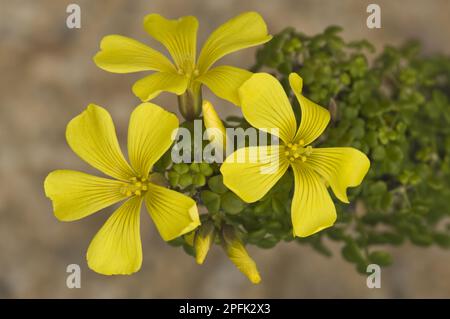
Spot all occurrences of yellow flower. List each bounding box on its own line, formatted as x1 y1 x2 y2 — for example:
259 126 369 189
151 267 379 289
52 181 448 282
202 100 227 152
221 225 261 284
194 220 216 265
220 73 370 237
44 103 200 275
94 12 271 106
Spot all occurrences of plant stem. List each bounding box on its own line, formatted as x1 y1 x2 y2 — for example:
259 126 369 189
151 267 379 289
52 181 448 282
178 86 202 121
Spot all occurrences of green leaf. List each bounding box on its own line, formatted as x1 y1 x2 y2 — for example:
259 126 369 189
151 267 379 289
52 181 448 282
324 25 343 36
380 192 393 210
173 163 189 174
200 190 221 213
369 251 392 266
192 174 206 187
271 198 286 215
342 241 365 264
167 236 184 247
167 171 180 187
368 181 387 196
356 262 371 275
182 243 195 257
409 233 433 247
178 174 193 188
199 163 214 176
327 228 346 241
387 145 404 162
190 163 200 173
372 146 385 161
257 236 278 249
208 175 228 194
253 199 272 215
247 229 267 242
221 192 245 215
311 240 332 257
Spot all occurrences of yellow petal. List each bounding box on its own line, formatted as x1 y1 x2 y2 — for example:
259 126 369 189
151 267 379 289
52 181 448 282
194 220 216 264
222 226 261 284
196 66 252 105
291 163 336 237
202 100 226 152
305 147 370 203
289 73 331 145
66 104 134 181
44 170 128 221
132 71 189 102
93 35 175 73
144 183 200 241
87 196 143 275
128 103 179 178
220 145 289 203
197 12 272 73
239 73 297 143
143 14 198 71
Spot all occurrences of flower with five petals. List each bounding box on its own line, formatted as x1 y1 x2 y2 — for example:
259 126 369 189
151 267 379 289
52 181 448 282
44 103 200 275
94 12 272 109
220 73 370 237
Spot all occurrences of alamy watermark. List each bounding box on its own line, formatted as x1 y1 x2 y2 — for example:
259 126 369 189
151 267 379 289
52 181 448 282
66 4 81 29
366 264 381 289
366 4 381 29
66 264 81 289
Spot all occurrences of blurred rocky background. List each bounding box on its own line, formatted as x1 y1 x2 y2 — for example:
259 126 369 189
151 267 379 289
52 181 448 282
1 0 450 298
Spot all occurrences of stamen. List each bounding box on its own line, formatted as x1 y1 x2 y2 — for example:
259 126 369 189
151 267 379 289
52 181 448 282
305 146 313 156
122 176 150 197
284 142 313 163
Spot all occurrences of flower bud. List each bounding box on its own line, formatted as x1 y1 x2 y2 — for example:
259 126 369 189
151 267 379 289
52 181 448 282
194 221 216 264
221 225 261 284
202 100 227 153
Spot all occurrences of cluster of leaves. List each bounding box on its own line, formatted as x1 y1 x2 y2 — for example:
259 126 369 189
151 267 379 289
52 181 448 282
250 26 450 272
158 26 450 273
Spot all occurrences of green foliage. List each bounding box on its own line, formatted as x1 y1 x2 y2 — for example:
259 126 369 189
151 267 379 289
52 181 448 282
250 26 450 272
160 26 450 274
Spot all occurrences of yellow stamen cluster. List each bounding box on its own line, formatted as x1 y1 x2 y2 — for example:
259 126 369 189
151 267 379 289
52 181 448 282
177 65 199 79
284 140 312 163
121 176 149 197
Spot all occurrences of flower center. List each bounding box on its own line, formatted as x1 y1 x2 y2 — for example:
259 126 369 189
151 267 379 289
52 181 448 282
177 67 200 79
284 140 312 163
121 176 149 197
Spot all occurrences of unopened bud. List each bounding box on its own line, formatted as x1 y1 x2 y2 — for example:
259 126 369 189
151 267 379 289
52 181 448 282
194 221 216 264
221 225 261 284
